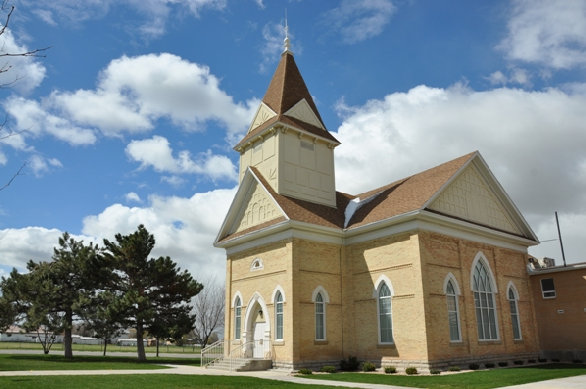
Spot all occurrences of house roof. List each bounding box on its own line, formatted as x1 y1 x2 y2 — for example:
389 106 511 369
215 151 538 246
234 51 340 149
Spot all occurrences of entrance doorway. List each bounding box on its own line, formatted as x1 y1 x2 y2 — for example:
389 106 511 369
253 321 266 358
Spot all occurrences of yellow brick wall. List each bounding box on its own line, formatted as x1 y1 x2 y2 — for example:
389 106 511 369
418 231 539 363
292 239 344 363
225 239 294 364
223 230 540 368
345 233 429 362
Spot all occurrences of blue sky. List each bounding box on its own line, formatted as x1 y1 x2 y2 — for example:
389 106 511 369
1 0 586 281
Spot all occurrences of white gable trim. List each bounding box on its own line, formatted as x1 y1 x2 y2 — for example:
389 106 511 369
247 102 277 133
283 98 325 130
424 152 537 242
214 167 288 246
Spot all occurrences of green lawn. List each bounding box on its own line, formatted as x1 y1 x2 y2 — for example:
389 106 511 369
0 354 200 371
303 364 586 389
2 375 342 389
0 341 200 354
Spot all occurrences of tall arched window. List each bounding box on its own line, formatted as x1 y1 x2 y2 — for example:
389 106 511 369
234 296 242 340
378 283 393 343
315 292 325 340
508 285 522 340
275 291 284 341
445 278 461 342
472 256 499 340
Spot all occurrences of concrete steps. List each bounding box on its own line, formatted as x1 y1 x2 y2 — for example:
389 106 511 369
207 358 272 372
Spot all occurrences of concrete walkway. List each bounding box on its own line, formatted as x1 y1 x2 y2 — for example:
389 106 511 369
1 351 585 388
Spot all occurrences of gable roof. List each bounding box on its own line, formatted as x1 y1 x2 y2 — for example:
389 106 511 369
235 52 340 150
215 151 538 247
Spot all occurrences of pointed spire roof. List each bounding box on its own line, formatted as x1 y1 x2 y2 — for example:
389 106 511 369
235 48 339 150
262 51 325 127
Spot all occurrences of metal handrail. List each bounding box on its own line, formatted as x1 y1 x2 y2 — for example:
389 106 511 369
200 339 224 367
202 338 272 370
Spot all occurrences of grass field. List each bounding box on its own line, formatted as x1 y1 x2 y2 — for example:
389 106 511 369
0 352 584 389
0 341 200 354
0 354 200 371
0 375 343 389
303 363 586 389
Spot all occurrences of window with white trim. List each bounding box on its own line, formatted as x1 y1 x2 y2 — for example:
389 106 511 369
315 292 325 340
540 278 556 299
472 258 499 340
234 296 242 340
508 286 522 340
275 291 283 340
445 279 461 342
378 283 393 343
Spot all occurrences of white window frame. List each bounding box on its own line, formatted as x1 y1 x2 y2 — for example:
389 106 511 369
470 252 500 341
540 278 556 299
373 275 394 345
507 282 522 340
311 286 329 341
234 296 242 340
274 291 284 341
443 273 462 342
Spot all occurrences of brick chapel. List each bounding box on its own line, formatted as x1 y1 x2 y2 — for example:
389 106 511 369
214 37 543 371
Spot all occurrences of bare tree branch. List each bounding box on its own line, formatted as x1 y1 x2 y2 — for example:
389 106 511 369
1 161 26 191
192 277 224 346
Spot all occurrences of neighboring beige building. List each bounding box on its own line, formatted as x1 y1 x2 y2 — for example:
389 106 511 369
214 44 543 371
529 261 586 361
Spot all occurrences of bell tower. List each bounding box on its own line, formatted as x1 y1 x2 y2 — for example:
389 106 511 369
234 27 340 207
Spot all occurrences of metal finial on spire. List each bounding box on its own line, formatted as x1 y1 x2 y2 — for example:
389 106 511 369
283 10 293 55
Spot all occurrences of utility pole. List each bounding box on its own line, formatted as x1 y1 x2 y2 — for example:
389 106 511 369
555 211 567 267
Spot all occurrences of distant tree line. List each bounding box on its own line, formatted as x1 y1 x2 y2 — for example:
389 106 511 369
0 225 203 361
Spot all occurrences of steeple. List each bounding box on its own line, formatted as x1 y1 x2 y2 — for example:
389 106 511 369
235 23 339 208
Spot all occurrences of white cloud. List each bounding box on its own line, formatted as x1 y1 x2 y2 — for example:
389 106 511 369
3 53 256 170
499 0 586 69
24 0 227 38
0 186 236 282
81 188 237 281
4 97 97 145
0 28 46 94
333 83 586 261
126 135 238 182
27 155 63 176
487 68 531 87
322 0 396 44
53 53 255 139
0 227 96 271
125 192 142 203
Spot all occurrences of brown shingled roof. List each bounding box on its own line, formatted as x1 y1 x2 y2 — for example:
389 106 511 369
263 52 325 126
235 114 339 150
234 51 339 150
251 167 351 229
217 152 493 244
345 152 476 229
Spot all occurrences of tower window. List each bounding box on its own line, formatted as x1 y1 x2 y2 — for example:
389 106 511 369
300 140 314 151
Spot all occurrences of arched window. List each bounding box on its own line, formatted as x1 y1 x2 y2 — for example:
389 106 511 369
378 283 393 343
508 285 522 340
234 296 242 340
472 256 499 340
275 291 284 340
445 277 461 342
315 292 325 340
